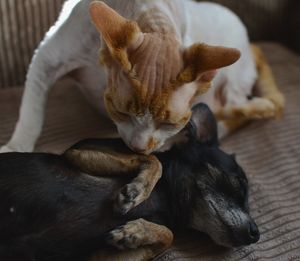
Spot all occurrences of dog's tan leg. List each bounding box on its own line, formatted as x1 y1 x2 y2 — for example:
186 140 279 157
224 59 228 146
114 155 162 214
64 146 162 214
102 219 173 260
65 148 144 175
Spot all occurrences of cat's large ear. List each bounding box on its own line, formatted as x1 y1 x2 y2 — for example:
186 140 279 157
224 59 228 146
89 1 143 71
189 103 219 146
178 44 241 84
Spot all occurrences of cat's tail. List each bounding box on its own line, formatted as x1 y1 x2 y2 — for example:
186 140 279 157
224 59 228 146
251 44 285 119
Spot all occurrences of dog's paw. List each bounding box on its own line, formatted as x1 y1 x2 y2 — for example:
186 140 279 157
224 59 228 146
106 219 147 249
114 181 146 215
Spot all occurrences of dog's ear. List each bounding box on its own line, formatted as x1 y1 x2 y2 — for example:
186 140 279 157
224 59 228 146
178 44 240 86
89 1 143 71
189 103 218 146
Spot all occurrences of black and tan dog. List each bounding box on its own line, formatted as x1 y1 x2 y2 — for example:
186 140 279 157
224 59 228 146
0 104 259 261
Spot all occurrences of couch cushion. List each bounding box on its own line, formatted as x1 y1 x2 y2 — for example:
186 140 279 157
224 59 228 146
0 42 300 260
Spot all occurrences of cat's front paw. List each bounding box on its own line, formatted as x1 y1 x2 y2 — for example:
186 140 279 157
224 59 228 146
0 144 15 153
114 181 146 215
0 143 33 153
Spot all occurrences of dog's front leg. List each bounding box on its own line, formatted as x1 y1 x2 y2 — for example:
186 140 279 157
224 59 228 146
64 146 162 214
0 1 100 153
103 218 173 260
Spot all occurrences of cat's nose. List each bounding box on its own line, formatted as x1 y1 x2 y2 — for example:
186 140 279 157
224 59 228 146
129 141 147 154
129 136 158 154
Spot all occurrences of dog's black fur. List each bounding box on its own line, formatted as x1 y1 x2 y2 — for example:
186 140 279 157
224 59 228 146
0 104 259 261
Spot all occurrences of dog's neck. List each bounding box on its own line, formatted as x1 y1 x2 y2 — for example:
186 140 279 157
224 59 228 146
156 147 195 228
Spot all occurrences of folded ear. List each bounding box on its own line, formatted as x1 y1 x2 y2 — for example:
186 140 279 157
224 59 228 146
89 1 143 71
189 103 219 146
178 44 241 84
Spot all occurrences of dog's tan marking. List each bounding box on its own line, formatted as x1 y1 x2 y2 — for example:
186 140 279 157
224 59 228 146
65 149 140 175
65 144 162 213
107 218 173 253
115 154 162 214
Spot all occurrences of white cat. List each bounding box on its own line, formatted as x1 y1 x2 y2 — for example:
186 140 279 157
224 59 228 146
0 0 284 154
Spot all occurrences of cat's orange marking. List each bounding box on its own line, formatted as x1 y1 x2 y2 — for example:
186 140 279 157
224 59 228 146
251 44 285 119
90 1 242 128
147 137 158 151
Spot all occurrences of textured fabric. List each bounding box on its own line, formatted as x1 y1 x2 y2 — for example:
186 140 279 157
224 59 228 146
1 0 300 89
0 0 64 88
0 42 300 260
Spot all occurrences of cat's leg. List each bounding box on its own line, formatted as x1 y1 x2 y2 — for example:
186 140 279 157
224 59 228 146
216 97 278 120
105 219 173 259
216 45 285 138
0 1 99 153
217 44 284 121
250 44 285 118
64 145 162 214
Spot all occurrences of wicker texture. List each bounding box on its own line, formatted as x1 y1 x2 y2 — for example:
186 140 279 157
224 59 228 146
0 0 64 88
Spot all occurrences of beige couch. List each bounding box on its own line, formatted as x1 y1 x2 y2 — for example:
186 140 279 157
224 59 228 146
1 1 300 260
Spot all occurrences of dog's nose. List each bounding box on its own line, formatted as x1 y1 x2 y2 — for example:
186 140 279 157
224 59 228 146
248 221 260 243
233 221 260 246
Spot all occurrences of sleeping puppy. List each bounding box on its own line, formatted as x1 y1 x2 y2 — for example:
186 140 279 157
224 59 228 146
0 104 259 261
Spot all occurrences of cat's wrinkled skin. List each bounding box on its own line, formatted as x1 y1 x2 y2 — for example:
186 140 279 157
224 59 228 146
89 1 240 154
0 0 284 153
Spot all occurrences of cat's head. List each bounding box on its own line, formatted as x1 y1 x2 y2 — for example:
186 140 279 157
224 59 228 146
89 1 240 154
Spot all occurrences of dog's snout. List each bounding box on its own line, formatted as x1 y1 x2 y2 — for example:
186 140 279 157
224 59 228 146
232 220 260 246
248 221 260 243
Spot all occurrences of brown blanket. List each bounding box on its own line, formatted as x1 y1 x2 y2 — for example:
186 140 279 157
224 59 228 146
0 43 300 260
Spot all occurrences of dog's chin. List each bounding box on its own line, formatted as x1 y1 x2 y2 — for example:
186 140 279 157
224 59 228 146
211 232 256 248
209 234 236 248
